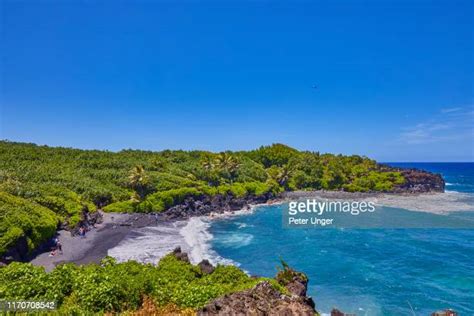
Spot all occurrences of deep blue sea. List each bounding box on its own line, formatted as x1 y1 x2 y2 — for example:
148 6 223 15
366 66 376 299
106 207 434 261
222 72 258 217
209 163 474 315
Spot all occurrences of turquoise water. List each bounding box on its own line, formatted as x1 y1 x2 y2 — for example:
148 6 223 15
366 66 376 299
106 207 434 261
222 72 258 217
209 163 474 315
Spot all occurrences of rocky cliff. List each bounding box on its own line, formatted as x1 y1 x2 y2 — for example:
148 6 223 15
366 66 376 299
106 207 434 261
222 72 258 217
198 281 316 316
166 247 317 315
197 258 317 315
391 168 445 193
160 192 274 220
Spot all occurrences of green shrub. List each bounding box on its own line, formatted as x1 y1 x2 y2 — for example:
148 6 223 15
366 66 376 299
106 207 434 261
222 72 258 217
144 188 204 212
0 262 50 299
243 181 271 196
0 253 286 313
276 258 308 286
344 171 405 192
229 184 247 198
0 192 58 256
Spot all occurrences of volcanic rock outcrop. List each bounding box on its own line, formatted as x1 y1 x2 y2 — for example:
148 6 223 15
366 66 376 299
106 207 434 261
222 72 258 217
198 260 316 315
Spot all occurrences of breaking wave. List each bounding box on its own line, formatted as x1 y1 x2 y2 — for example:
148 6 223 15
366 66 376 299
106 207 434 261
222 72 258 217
108 216 239 266
179 217 236 265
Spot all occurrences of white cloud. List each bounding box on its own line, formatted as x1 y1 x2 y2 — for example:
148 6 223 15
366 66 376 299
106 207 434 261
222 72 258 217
400 106 474 145
440 107 462 113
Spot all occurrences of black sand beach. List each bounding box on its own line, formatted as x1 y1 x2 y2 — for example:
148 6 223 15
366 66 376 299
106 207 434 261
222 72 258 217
30 212 161 271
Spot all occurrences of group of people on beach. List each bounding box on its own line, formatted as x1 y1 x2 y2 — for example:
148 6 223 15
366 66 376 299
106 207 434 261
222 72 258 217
48 225 89 257
49 237 63 257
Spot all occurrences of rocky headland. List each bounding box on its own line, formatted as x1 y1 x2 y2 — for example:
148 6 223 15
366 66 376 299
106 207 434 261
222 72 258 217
168 247 317 316
159 166 445 220
386 167 445 193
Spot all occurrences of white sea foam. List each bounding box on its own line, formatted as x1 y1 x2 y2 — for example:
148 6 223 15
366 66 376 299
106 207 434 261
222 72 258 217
108 216 239 266
108 222 187 264
108 205 264 266
446 182 474 187
215 233 254 248
236 222 253 229
372 191 474 214
179 217 236 265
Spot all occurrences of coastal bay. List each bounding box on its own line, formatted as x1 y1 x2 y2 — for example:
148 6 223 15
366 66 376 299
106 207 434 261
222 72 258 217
29 187 474 270
2 143 471 315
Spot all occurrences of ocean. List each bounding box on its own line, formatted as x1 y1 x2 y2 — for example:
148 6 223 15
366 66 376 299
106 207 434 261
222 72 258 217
109 163 474 315
208 163 474 315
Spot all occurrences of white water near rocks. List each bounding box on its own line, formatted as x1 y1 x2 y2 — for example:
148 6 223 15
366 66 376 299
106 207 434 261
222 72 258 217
108 190 473 266
108 222 186 264
108 217 237 265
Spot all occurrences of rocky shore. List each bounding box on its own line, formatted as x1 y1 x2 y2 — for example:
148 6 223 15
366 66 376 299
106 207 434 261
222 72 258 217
159 192 275 220
169 247 318 316
389 167 445 193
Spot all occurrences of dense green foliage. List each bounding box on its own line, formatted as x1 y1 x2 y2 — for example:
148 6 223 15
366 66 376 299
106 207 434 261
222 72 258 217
0 254 285 313
276 258 308 286
0 141 404 256
0 192 58 255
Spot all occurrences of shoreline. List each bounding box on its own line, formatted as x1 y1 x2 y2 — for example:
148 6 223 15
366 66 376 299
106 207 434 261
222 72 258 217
107 203 270 266
30 190 473 271
30 212 164 271
29 199 274 270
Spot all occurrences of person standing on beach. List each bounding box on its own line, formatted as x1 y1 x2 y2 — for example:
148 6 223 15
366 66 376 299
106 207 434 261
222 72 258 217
79 227 85 238
49 237 57 257
57 241 63 254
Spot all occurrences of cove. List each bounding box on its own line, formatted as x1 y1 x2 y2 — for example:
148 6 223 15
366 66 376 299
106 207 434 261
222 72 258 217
209 203 474 315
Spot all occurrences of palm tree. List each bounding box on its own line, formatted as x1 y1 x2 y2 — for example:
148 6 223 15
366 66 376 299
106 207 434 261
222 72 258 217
201 155 214 172
267 164 294 187
128 165 148 200
215 152 240 182
215 153 239 172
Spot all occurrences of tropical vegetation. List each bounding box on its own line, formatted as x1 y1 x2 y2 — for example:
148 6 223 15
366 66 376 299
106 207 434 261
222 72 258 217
0 141 404 257
0 253 287 314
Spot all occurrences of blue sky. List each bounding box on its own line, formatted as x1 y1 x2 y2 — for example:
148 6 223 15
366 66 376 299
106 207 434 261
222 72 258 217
1 1 473 161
